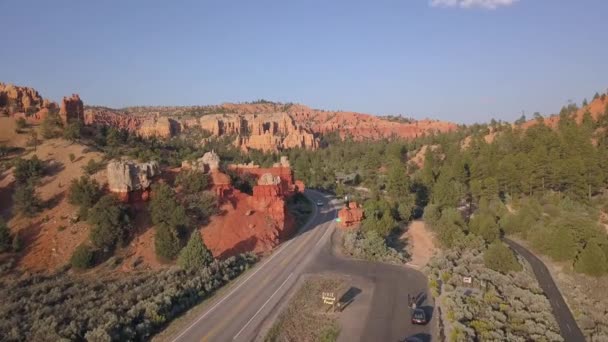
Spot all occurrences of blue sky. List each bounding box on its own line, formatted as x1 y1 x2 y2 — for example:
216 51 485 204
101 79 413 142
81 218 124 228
1 0 606 123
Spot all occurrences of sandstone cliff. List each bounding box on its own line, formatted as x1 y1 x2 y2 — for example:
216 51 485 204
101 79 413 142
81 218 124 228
138 116 179 139
84 109 143 132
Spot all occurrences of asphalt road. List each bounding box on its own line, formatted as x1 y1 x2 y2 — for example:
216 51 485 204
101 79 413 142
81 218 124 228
170 190 431 342
307 228 432 342
504 238 585 342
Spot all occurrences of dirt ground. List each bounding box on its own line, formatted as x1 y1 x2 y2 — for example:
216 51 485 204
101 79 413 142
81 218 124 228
0 117 107 271
402 220 437 269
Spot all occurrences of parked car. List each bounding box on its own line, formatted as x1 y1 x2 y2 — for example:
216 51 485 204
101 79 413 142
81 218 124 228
411 308 427 325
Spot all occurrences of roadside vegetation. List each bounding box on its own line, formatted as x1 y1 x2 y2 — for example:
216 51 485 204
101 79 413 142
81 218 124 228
0 253 256 341
265 275 344 342
418 94 608 340
425 237 563 341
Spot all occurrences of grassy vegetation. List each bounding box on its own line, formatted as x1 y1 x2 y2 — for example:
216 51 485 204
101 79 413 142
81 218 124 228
265 276 345 342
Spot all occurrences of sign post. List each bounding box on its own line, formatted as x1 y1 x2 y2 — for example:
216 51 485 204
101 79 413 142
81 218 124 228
322 292 337 311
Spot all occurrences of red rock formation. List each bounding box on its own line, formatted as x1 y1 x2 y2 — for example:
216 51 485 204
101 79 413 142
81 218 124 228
229 157 301 194
84 109 144 132
209 169 232 198
0 82 47 114
338 202 364 228
107 160 160 203
59 94 84 124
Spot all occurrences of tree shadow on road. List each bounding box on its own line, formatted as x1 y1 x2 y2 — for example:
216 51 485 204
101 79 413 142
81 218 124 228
402 333 431 342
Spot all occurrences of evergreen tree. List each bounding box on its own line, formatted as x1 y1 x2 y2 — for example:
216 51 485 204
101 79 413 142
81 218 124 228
178 231 213 269
484 241 522 274
574 240 608 276
13 155 45 185
13 183 42 217
176 170 209 195
63 120 82 142
71 244 94 269
155 224 182 260
88 195 131 250
469 210 500 243
150 183 189 229
68 176 102 220
0 218 12 252
40 112 62 139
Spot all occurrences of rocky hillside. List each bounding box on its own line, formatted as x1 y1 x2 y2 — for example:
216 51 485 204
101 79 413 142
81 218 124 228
84 101 457 151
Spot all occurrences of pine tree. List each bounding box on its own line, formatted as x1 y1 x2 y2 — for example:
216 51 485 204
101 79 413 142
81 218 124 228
13 183 42 217
0 218 12 252
178 231 213 269
574 240 608 276
68 176 102 220
484 241 522 274
88 195 131 250
155 224 182 260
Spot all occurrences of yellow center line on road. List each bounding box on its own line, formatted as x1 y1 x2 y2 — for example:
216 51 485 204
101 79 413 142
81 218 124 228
279 222 325 267
199 290 252 342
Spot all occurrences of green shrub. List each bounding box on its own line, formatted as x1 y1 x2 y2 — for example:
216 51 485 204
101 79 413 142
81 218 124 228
15 117 27 130
183 191 218 221
484 241 522 274
63 121 82 142
40 112 62 139
343 230 406 264
82 159 105 175
178 231 213 269
176 170 209 194
68 176 102 220
70 244 94 269
13 155 45 185
574 240 608 276
12 183 42 217
0 253 256 340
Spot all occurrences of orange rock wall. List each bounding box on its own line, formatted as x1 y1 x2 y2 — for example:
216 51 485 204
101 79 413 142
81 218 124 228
59 94 84 124
338 202 364 228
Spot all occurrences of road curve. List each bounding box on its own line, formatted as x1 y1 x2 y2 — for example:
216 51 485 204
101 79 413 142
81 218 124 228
169 190 431 342
503 238 585 342
307 229 433 342
169 190 338 342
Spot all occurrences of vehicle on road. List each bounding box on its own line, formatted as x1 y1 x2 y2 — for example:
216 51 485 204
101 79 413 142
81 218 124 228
411 308 427 325
316 201 324 207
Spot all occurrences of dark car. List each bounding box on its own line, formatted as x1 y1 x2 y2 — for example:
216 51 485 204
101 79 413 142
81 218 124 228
411 308 427 325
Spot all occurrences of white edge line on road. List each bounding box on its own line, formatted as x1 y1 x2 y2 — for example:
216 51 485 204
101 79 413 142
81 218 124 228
233 272 294 340
171 192 322 342
315 204 338 247
170 239 294 342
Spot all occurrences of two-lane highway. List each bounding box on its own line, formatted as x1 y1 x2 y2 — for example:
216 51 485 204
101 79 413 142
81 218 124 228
171 190 338 342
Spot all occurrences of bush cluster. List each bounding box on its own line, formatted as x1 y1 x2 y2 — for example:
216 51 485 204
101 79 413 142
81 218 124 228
425 241 562 342
342 230 407 264
0 253 256 341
